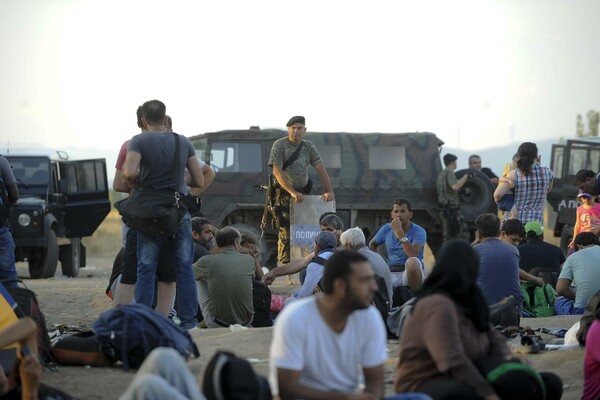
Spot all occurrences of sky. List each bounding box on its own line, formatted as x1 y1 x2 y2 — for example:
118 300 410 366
1 0 600 171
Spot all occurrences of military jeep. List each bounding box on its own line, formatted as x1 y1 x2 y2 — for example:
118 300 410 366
548 138 600 254
6 154 111 278
189 127 495 267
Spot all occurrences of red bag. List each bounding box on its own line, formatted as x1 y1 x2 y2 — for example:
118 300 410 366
270 295 287 313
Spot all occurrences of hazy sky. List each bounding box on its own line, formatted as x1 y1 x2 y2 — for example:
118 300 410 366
1 0 599 159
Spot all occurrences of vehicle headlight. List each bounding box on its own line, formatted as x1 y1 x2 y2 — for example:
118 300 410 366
18 213 31 227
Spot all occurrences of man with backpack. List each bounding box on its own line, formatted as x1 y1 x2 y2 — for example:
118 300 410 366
0 155 18 286
269 250 387 399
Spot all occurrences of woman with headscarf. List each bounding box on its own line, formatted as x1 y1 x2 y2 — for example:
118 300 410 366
494 142 553 224
394 240 562 400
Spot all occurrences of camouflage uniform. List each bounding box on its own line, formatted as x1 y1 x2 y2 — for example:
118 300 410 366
268 137 323 264
436 168 469 241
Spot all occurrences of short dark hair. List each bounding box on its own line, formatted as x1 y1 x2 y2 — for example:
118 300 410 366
141 100 166 124
240 233 257 247
136 106 143 128
475 213 500 238
321 250 369 294
575 169 596 183
191 217 211 234
574 231 600 249
165 115 172 130
501 219 525 238
469 154 481 162
443 153 458 166
393 198 412 213
215 227 240 248
320 214 343 231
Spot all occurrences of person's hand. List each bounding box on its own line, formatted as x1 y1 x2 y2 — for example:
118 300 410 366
321 192 335 203
19 355 42 399
262 269 277 285
251 244 261 259
534 276 544 286
292 192 304 203
0 365 8 396
472 231 482 246
390 217 405 238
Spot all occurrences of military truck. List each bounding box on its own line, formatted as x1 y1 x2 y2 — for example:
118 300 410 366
6 154 111 278
547 137 600 254
189 127 495 267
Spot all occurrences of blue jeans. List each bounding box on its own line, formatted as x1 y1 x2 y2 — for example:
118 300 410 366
0 226 17 287
554 296 585 315
134 213 197 329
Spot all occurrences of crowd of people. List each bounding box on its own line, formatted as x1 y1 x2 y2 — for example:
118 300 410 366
3 102 600 399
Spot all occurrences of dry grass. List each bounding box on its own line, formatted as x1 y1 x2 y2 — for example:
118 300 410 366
81 210 123 258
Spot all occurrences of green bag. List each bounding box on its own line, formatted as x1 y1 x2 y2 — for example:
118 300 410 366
521 282 558 317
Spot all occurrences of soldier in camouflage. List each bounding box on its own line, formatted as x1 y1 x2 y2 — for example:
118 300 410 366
436 153 470 242
268 116 335 264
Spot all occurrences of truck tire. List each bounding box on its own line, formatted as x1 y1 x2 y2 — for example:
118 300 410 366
455 169 495 223
28 230 58 279
560 225 573 258
60 238 81 277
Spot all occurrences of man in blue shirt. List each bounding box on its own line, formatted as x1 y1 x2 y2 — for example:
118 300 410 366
368 198 426 291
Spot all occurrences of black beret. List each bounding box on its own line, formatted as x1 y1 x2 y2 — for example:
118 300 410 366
443 153 458 165
286 116 305 127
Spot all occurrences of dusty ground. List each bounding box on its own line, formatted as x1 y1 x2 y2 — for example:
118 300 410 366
15 255 585 400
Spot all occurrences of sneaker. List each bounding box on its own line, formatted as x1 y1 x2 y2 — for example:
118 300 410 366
187 326 199 332
170 315 181 326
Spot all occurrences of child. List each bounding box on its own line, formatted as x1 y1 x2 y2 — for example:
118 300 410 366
496 153 519 219
570 191 600 251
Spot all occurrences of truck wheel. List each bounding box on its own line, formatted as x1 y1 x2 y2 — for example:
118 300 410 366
560 225 573 258
60 238 81 277
455 169 495 222
28 230 58 279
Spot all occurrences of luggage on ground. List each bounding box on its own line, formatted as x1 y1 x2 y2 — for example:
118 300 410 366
252 280 272 327
521 282 557 318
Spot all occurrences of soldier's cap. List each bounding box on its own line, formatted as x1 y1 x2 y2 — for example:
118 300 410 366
443 153 458 164
314 231 337 250
577 190 592 199
524 221 543 236
286 116 305 127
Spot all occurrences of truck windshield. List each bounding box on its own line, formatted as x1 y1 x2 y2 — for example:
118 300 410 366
5 157 50 186
209 142 262 173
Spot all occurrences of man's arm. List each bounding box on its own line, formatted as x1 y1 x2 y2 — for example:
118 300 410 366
450 174 469 191
113 169 130 193
262 254 312 285
314 163 335 202
186 156 204 189
556 278 575 299
6 183 18 205
368 238 379 252
519 269 544 286
187 163 215 195
362 365 384 400
390 219 423 257
278 368 375 400
272 164 303 203
122 151 141 187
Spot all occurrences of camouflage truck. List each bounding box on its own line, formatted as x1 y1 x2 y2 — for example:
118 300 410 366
189 127 495 267
547 137 600 254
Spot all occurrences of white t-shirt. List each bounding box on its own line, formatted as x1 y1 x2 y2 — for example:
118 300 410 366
269 296 387 395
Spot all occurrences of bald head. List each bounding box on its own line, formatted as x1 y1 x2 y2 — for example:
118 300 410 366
215 227 241 248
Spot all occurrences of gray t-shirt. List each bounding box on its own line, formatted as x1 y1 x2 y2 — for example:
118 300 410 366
0 156 16 185
268 138 322 190
559 246 600 309
128 132 195 193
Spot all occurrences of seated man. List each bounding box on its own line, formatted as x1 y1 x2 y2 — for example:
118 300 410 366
194 227 254 328
340 227 393 303
555 232 600 315
518 221 565 286
499 219 544 286
270 251 387 399
191 217 214 263
289 231 337 300
368 198 425 291
473 213 524 312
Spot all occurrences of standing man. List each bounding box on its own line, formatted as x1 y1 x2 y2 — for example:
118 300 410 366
122 99 205 330
437 153 471 241
268 116 335 265
468 154 499 185
368 199 425 292
0 155 18 286
269 251 387 400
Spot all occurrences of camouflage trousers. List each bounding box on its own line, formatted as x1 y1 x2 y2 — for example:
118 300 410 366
439 205 469 242
277 191 292 264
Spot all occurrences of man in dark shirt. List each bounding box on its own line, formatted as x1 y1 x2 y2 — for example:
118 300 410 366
575 169 600 197
518 221 565 286
192 217 213 263
469 154 499 185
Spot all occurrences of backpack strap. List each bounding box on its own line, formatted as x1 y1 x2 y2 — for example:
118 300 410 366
311 255 328 266
282 142 305 170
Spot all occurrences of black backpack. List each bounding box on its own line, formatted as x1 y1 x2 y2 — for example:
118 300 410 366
202 350 271 400
252 280 272 327
372 275 395 338
0 176 10 226
93 304 200 370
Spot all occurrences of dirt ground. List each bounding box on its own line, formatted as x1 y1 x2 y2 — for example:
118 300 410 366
15 256 585 400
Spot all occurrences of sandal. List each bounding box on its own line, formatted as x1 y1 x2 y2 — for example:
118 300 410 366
510 335 540 354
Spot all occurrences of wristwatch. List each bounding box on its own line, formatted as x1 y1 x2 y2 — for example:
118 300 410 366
399 236 409 244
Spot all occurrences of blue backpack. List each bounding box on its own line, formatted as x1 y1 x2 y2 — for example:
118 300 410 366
92 304 200 370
